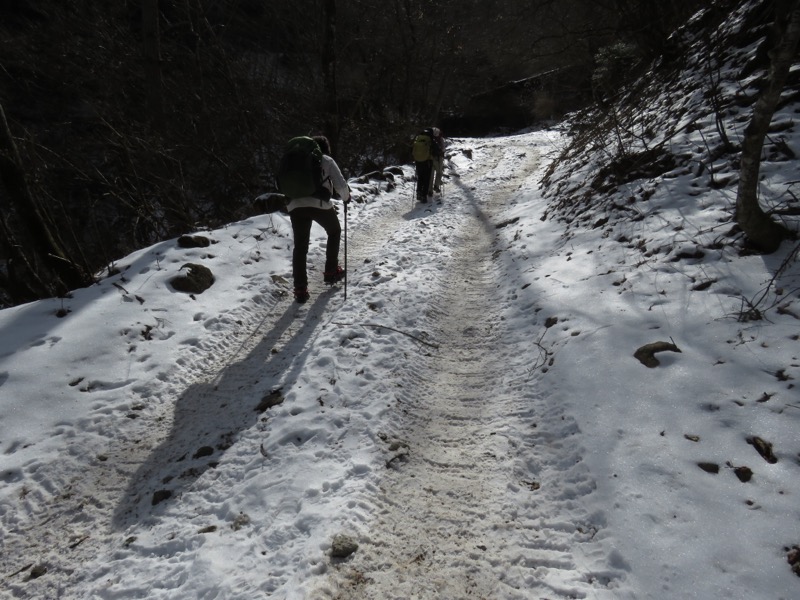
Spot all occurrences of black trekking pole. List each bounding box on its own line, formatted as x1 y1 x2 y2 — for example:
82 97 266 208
428 159 434 201
412 177 416 210
343 200 348 301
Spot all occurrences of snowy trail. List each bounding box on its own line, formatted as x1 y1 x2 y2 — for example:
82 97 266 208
323 180 515 598
318 137 623 599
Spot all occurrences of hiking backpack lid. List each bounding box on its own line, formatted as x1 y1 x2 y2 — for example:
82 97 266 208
412 132 432 162
277 136 331 201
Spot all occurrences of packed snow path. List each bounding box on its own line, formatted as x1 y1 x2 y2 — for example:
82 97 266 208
315 137 623 599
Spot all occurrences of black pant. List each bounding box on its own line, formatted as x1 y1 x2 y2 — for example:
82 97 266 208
415 160 432 199
289 206 341 289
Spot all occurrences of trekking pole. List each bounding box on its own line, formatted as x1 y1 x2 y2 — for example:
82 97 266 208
344 200 348 301
428 159 434 201
412 178 416 209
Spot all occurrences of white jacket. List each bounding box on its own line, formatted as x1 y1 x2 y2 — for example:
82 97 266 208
287 155 350 212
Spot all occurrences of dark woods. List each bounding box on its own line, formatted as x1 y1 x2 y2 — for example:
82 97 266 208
0 0 704 306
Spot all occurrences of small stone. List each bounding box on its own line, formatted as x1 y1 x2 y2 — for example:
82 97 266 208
152 489 172 505
193 446 214 459
28 564 47 579
231 512 251 531
331 534 359 559
734 466 753 482
747 436 778 464
255 390 284 412
170 263 214 294
177 235 211 248
788 545 800 577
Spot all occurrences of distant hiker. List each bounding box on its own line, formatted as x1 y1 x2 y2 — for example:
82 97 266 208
277 135 350 304
430 127 446 194
412 127 444 203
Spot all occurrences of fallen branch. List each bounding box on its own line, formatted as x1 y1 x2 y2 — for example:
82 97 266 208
332 322 440 349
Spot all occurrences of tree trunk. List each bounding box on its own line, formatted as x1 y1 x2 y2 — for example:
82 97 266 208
142 0 164 127
735 1 800 253
322 0 339 150
0 103 89 297
0 211 48 303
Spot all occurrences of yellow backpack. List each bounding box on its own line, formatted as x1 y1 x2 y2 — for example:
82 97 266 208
412 132 432 162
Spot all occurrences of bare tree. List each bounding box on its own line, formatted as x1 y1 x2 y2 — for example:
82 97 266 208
142 0 164 126
0 103 90 299
322 0 340 149
735 0 800 252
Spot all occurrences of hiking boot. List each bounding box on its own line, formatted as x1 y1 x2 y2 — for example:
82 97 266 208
323 266 345 284
433 185 440 193
294 288 310 303
419 197 428 204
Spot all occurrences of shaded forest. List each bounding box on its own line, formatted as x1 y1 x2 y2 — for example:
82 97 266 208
0 0 705 306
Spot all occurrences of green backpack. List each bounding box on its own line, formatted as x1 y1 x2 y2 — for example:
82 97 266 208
277 136 330 201
412 132 432 162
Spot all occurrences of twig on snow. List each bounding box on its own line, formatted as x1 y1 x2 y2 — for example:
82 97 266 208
332 322 440 349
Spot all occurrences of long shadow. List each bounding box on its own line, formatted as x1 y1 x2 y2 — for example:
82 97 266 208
449 173 499 239
403 197 442 221
111 287 338 528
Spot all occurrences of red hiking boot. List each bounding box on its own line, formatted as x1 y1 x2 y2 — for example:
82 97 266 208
323 266 345 285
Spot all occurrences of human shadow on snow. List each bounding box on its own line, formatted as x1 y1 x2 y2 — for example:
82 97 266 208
448 173 500 239
111 286 337 528
402 198 442 221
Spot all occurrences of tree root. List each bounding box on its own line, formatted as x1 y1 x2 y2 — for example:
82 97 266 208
633 340 681 368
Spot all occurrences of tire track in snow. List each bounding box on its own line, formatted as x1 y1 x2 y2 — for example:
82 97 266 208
319 137 625 599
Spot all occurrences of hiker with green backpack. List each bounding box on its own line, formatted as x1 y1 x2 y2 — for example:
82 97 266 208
277 135 350 304
412 128 434 203
411 127 445 203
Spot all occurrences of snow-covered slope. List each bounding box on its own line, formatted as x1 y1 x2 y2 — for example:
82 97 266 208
1 1 799 598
